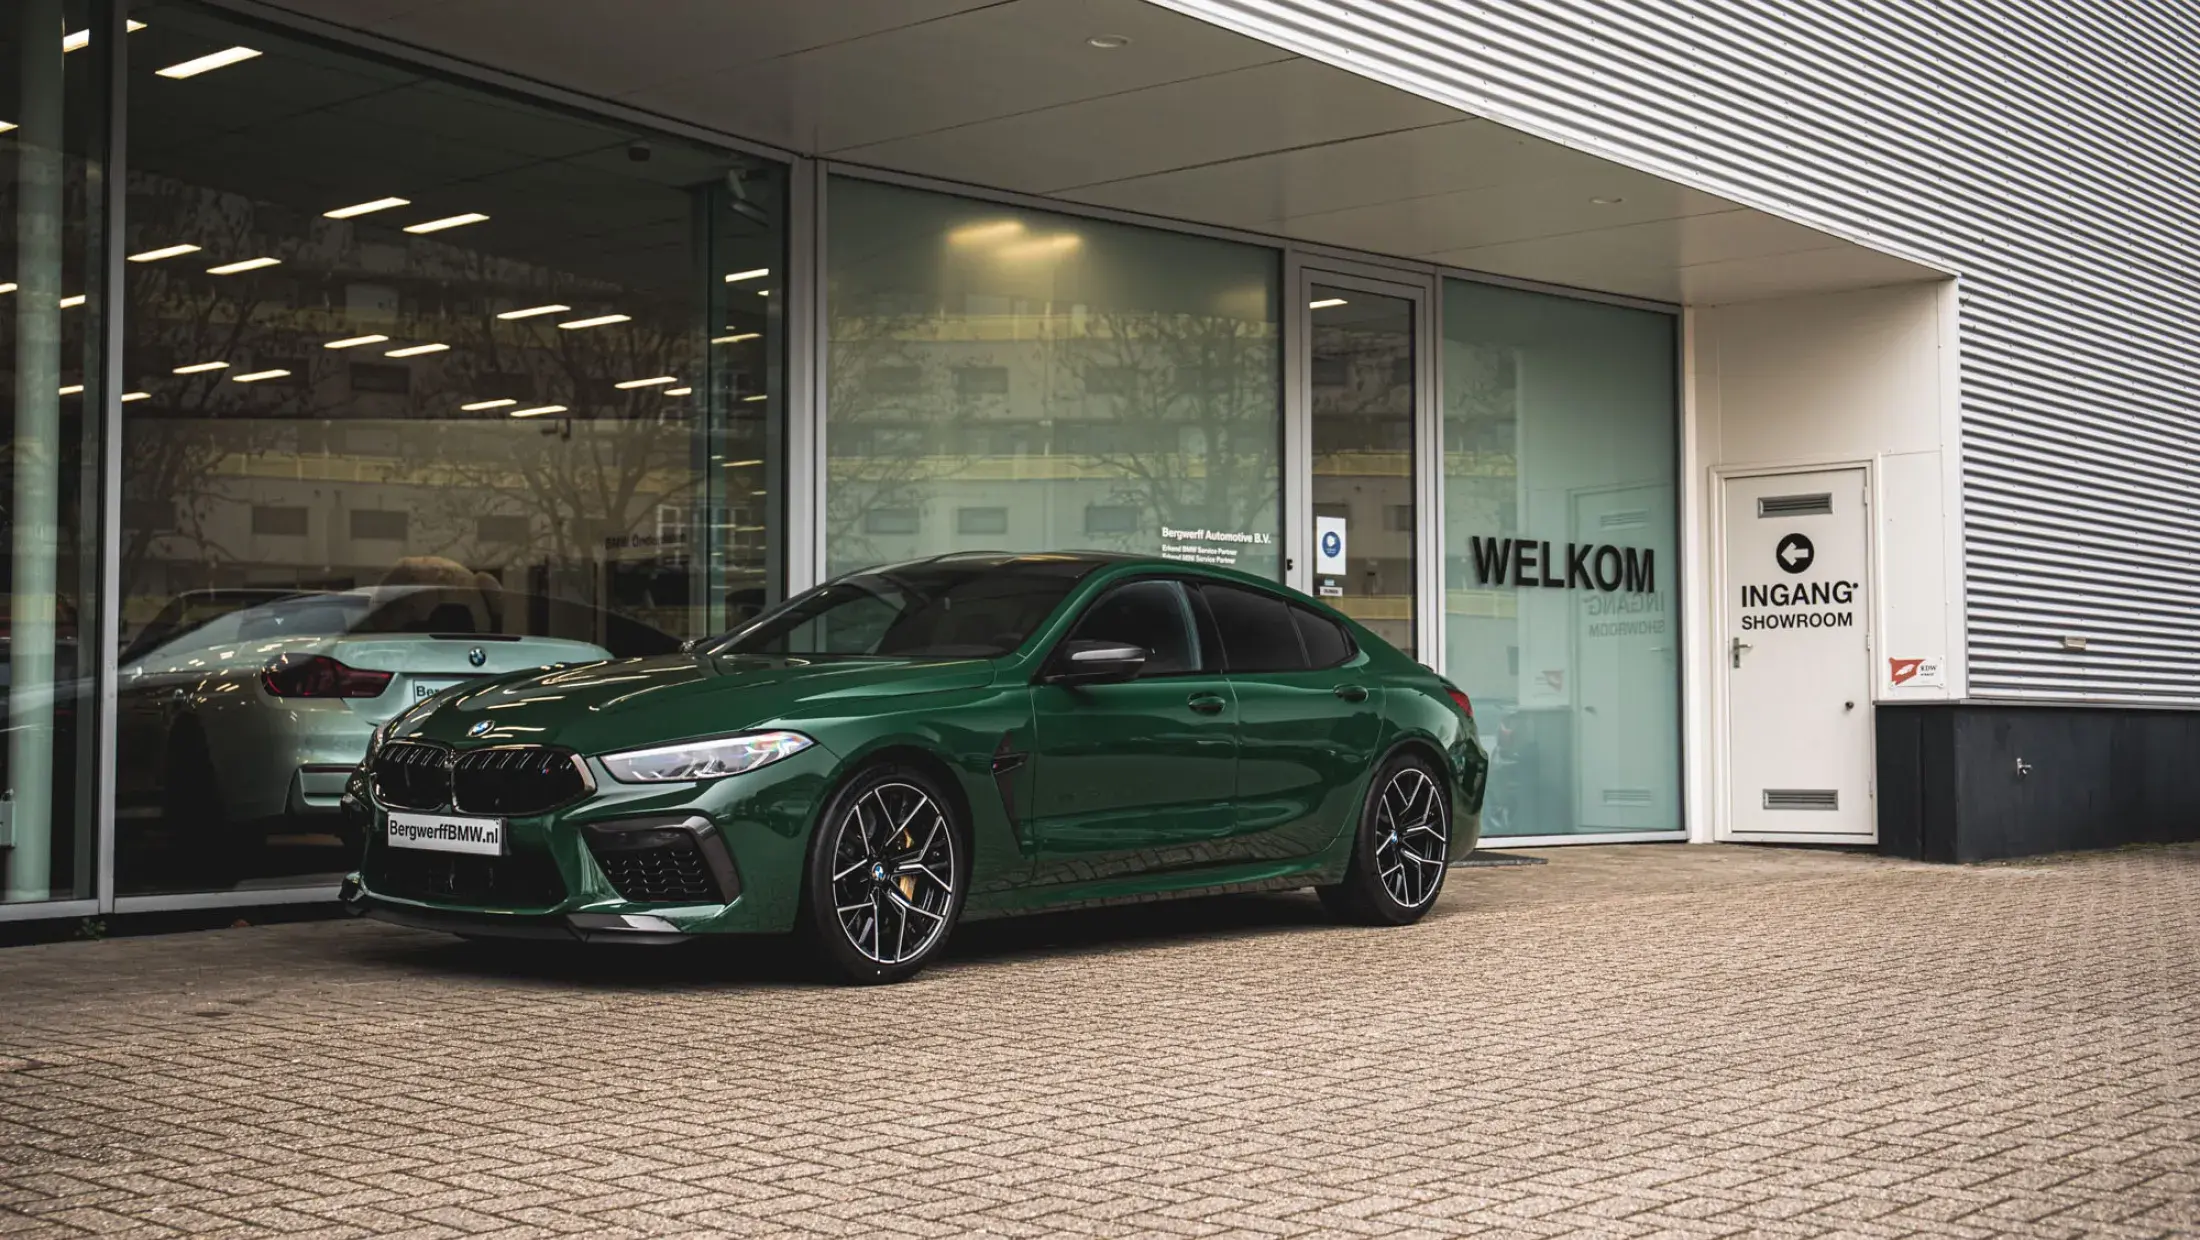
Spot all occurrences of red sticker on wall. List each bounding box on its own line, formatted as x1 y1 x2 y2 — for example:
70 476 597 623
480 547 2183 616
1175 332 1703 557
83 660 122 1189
1888 657 1944 687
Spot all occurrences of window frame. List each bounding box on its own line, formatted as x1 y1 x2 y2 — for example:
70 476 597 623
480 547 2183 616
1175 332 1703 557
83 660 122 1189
1193 579 1361 675
1289 601 1359 671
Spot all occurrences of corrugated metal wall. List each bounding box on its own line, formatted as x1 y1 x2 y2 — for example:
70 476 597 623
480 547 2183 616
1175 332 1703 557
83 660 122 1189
1156 0 2200 704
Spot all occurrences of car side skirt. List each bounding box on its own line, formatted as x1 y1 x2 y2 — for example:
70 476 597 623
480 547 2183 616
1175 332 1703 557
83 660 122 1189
962 856 1341 920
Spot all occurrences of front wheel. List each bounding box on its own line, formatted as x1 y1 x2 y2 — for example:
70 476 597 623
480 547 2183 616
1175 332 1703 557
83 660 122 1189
799 763 969 985
1318 753 1451 926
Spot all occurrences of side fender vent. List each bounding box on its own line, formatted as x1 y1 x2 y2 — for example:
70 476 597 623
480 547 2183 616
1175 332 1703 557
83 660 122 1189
990 732 1027 828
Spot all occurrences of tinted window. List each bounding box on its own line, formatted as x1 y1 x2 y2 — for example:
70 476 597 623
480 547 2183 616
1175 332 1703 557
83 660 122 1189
716 559 1097 658
1069 581 1201 676
1293 606 1353 669
1200 584 1308 673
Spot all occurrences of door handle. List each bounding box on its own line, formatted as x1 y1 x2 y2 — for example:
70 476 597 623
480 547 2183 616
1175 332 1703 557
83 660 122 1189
1332 684 1369 702
1186 693 1227 715
1730 637 1752 668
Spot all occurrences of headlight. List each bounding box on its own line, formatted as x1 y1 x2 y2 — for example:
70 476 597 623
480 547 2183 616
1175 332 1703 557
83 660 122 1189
599 731 814 784
365 717 394 762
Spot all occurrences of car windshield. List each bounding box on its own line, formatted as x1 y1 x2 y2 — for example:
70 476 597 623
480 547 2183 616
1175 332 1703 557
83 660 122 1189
709 558 1100 658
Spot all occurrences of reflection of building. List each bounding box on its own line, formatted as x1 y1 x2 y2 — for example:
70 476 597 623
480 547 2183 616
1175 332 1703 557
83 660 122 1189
113 154 781 651
7 0 2200 920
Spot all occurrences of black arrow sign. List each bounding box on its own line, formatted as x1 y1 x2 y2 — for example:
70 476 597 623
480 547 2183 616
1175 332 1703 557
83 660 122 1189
1776 533 1815 574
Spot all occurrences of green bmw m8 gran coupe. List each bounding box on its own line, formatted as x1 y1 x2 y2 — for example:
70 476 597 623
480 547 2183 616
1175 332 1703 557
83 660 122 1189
341 552 1488 983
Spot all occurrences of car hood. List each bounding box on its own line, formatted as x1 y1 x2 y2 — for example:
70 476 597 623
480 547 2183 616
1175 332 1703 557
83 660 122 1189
394 652 996 754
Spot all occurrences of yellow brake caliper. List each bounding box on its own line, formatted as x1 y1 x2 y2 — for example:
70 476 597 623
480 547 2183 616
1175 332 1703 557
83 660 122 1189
897 827 916 900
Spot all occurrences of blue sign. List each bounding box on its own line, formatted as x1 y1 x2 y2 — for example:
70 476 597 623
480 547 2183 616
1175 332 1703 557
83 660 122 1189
1320 531 1342 558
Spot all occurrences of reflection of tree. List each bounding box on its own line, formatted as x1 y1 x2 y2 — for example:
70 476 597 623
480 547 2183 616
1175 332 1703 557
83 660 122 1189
1440 342 1521 540
1074 310 1279 553
117 177 292 605
388 274 703 594
823 310 984 569
115 165 720 632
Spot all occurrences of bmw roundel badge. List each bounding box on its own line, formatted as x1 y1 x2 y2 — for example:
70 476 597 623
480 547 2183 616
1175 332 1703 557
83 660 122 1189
468 720 494 738
467 646 487 667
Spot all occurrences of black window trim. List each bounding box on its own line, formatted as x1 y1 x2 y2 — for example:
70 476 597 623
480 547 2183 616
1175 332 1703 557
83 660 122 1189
1288 600 1360 671
1192 579 1362 675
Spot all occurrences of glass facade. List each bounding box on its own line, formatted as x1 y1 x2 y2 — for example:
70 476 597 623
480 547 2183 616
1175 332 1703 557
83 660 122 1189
0 2 1687 911
1441 279 1680 837
2 1 103 907
1308 285 1418 658
110 4 785 894
824 177 1282 579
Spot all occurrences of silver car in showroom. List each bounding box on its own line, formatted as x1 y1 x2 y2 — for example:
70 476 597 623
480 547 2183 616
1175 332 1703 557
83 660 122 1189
116 585 631 874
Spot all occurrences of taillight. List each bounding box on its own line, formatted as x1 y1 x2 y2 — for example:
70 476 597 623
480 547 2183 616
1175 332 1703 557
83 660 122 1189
261 653 393 698
1443 683 1473 718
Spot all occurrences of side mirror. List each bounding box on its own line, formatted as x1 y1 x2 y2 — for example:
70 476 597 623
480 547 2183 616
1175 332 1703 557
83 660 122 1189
1046 639 1147 686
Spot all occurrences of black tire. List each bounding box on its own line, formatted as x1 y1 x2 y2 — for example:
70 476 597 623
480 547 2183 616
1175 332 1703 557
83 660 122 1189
798 761 970 985
163 722 249 885
1318 751 1452 926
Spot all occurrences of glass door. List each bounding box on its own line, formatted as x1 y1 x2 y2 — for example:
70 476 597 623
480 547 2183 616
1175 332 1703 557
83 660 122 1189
1292 268 1433 661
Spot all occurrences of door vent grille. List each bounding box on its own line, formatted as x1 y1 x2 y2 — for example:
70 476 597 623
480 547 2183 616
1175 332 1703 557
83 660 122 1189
1601 787 1653 806
1763 788 1840 811
1758 493 1832 517
1598 509 1648 530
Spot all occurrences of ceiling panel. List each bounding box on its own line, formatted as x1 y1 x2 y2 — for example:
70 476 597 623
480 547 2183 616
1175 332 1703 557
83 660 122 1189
836 57 1461 194
1675 246 1947 304
1057 119 1590 226
256 0 1943 305
263 0 1005 100
1424 207 1841 278
1271 171 1738 257
637 0 1287 154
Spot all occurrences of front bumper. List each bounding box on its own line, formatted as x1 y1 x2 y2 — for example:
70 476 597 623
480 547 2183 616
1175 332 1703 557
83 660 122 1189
341 875 699 944
346 741 839 938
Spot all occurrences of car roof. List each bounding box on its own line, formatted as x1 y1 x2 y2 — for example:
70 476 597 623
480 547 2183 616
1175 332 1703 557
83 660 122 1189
852 550 1291 592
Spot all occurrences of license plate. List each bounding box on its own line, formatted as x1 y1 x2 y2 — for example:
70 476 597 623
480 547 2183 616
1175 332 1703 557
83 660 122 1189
386 810 504 856
413 678 465 701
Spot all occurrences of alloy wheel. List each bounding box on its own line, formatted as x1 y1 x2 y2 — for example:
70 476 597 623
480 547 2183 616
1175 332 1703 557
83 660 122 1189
1372 766 1447 907
828 781 957 965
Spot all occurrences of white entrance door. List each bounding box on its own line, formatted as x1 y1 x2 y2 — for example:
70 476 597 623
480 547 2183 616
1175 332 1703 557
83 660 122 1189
1720 468 1875 841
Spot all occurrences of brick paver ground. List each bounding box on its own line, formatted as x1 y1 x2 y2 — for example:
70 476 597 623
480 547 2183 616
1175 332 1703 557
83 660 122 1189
1 843 2195 1238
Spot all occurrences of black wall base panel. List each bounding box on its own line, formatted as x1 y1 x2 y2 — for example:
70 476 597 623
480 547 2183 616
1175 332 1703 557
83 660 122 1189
1877 703 2200 862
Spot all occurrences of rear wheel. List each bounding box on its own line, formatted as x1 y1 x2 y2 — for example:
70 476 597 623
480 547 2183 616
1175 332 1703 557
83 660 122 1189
1318 752 1451 925
799 763 968 985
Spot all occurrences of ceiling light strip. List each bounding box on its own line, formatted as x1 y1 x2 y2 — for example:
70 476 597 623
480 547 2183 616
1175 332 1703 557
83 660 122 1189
128 243 201 262
207 256 280 274
404 213 488 234
157 46 261 79
324 197 410 219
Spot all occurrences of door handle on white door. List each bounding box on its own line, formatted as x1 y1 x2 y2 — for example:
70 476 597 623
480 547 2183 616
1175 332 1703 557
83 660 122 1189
1730 637 1752 668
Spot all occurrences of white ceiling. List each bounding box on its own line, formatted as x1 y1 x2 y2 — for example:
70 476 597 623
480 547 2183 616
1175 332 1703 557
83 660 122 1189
261 0 1942 304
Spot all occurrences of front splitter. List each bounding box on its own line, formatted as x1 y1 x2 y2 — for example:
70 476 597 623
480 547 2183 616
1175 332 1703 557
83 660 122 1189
348 891 696 946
